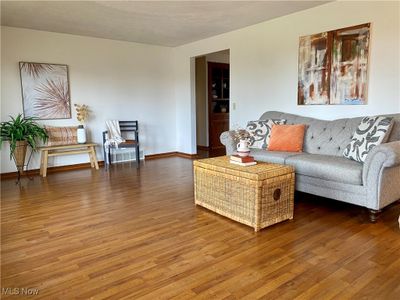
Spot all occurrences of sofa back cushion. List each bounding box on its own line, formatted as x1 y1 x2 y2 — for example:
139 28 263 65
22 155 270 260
259 111 400 157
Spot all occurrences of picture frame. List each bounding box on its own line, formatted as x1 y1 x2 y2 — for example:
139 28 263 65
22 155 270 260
19 62 72 119
298 23 370 105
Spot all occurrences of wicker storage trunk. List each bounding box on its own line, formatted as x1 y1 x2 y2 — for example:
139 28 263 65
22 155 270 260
194 156 295 232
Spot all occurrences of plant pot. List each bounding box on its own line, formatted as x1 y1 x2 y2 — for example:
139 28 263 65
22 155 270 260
13 140 28 172
77 125 86 144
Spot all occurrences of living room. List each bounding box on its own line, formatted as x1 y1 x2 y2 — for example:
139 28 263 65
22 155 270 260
1 1 399 299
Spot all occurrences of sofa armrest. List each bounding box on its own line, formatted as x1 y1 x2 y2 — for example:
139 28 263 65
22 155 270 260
363 141 400 183
363 141 400 209
220 130 239 155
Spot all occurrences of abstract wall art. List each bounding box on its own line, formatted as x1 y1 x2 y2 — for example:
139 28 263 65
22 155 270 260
298 23 370 105
19 62 71 119
298 32 330 105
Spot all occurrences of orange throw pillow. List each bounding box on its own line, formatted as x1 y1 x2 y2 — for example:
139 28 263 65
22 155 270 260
268 124 306 152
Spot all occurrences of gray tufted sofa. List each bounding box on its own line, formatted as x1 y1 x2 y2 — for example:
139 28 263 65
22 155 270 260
220 111 400 222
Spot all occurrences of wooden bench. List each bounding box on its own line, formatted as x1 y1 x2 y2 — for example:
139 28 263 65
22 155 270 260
39 143 99 177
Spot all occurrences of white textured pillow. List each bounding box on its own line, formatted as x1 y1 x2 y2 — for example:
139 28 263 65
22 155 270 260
343 116 394 163
246 119 286 149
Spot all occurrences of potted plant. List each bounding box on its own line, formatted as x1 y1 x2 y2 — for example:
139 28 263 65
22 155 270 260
0 114 48 172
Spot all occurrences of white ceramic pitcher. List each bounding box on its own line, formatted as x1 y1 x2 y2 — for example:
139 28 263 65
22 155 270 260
236 139 250 157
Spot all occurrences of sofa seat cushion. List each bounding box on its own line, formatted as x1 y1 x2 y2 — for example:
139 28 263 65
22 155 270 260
285 154 363 185
250 149 300 164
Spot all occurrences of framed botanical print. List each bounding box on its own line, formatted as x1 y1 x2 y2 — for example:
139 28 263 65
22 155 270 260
19 62 71 119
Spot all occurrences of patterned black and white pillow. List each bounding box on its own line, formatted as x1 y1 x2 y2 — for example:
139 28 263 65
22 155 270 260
343 116 394 163
246 119 286 149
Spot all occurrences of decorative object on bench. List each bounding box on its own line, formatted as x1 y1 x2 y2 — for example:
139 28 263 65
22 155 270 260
44 125 77 146
268 124 307 152
194 156 295 231
39 143 99 177
19 62 71 119
220 111 400 222
298 23 370 105
343 116 394 163
246 119 286 149
74 103 90 144
103 120 140 169
0 114 48 183
77 125 86 144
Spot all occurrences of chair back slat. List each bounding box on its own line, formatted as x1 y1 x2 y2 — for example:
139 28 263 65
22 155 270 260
119 121 138 132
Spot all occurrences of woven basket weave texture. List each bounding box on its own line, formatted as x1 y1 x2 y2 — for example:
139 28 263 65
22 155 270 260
194 156 295 231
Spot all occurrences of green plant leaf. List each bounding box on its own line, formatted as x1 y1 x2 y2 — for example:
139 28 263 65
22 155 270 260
0 114 48 159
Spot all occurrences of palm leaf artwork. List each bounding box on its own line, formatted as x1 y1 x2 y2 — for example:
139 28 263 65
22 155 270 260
20 62 53 79
20 62 71 119
34 79 71 119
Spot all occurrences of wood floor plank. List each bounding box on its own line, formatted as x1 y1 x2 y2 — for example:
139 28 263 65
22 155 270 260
1 157 400 299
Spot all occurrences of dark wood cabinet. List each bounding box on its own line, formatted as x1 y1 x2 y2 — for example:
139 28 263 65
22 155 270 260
208 62 229 150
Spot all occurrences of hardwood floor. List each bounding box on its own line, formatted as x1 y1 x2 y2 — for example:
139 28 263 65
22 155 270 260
1 157 400 299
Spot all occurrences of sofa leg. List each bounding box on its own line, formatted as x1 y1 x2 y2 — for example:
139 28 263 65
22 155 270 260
369 209 381 223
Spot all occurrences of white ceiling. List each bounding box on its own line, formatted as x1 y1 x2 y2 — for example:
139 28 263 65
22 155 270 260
1 1 329 47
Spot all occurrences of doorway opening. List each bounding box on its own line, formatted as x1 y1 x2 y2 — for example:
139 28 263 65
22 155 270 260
194 49 230 158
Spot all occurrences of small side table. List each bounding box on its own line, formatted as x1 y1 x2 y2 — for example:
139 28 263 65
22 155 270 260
39 143 99 177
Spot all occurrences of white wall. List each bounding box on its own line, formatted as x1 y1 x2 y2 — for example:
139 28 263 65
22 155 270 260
173 1 400 154
1 26 176 173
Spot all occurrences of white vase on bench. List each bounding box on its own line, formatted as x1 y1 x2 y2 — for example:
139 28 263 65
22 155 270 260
77 125 86 144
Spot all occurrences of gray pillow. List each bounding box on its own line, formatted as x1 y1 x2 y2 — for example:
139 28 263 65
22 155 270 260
343 116 394 163
246 119 286 149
